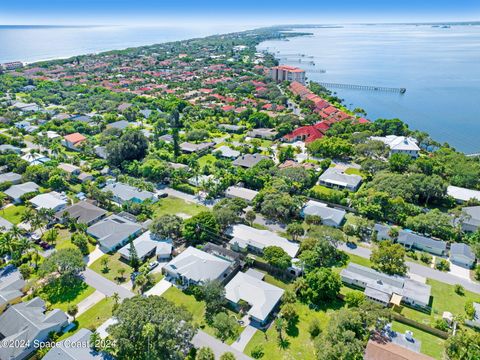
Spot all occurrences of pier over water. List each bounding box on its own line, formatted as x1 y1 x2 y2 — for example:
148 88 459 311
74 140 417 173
317 82 406 94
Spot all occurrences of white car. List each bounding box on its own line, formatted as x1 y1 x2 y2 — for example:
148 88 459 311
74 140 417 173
148 261 159 271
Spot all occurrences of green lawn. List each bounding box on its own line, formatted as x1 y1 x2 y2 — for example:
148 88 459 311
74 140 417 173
38 278 95 312
89 253 133 284
347 253 373 268
344 168 366 178
310 185 337 196
55 229 95 253
400 279 480 325
391 321 445 359
1 205 27 224
162 286 241 344
198 154 217 168
152 196 207 218
244 301 337 360
58 296 115 341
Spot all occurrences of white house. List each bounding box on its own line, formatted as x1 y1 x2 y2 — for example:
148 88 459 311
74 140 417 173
300 200 346 227
370 135 420 158
30 191 68 212
447 185 480 204
450 243 476 268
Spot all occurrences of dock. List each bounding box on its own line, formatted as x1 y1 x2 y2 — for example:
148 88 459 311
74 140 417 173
317 82 406 94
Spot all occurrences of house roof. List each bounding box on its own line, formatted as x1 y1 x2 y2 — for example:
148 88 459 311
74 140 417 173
232 153 269 168
87 214 142 250
397 231 447 252
370 135 420 152
0 216 13 231
0 172 22 184
228 224 299 258
0 297 68 360
107 120 130 130
63 132 86 144
448 185 480 202
117 231 172 260
341 263 431 306
0 272 25 308
365 339 434 360
164 246 232 283
103 182 156 203
4 181 39 200
225 271 284 322
450 243 475 261
283 125 325 143
215 145 240 158
30 191 68 210
301 200 346 226
319 168 363 188
57 163 80 174
180 142 215 153
55 201 107 224
43 328 110 360
225 186 259 202
462 206 480 228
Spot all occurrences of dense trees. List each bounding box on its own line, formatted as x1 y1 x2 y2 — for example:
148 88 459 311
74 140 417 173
39 248 85 284
150 214 183 240
107 296 196 359
370 241 407 276
263 246 292 270
183 211 220 244
297 268 342 305
444 329 480 360
307 137 354 159
106 129 148 167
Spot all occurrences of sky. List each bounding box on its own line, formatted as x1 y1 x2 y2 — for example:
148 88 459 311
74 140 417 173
1 0 479 26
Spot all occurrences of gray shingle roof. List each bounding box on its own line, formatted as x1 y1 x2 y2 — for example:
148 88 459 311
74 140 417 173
55 201 107 224
397 231 447 252
4 181 39 200
103 182 156 203
117 231 172 260
301 200 346 226
232 153 269 168
87 214 142 251
450 243 475 261
318 168 362 189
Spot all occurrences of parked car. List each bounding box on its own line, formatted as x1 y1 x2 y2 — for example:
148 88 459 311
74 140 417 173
31 233 41 242
148 261 159 271
157 193 168 199
39 242 50 250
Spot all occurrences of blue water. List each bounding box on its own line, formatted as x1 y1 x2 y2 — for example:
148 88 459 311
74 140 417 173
0 25 246 63
258 25 480 153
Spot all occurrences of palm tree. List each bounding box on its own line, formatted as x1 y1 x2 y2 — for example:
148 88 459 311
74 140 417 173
0 193 5 214
21 207 35 225
9 225 22 241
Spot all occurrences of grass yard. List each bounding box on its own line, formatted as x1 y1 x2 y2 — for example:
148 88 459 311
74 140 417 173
391 321 445 359
38 278 95 312
162 286 241 344
347 253 373 268
400 279 480 325
310 185 337 196
1 205 27 224
244 301 336 360
55 229 95 253
89 252 133 284
152 196 207 218
344 168 366 178
198 154 218 168
58 296 115 341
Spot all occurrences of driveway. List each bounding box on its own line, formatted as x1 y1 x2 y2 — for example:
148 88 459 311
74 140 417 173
84 246 105 266
448 262 472 281
82 268 134 299
145 278 172 296
192 330 252 360
231 325 257 352
76 290 105 316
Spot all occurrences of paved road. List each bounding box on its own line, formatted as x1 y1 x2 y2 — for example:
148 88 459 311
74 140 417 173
156 187 217 208
192 330 252 360
339 244 480 294
82 268 134 299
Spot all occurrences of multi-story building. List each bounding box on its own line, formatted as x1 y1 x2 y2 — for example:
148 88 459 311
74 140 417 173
269 65 306 84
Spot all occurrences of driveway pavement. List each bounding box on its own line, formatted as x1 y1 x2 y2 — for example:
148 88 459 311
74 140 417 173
231 325 257 352
85 246 105 266
82 268 134 299
192 330 252 360
339 243 480 294
76 290 105 316
145 278 172 296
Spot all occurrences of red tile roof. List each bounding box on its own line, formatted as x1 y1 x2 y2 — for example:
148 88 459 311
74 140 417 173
64 133 86 144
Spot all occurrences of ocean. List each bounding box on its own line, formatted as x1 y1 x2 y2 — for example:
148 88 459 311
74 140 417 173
258 24 480 154
1 24 479 153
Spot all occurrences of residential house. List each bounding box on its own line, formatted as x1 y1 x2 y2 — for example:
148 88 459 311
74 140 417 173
228 224 299 258
450 243 476 268
282 124 326 144
370 135 420 158
300 200 346 227
232 153 269 168
87 214 143 252
225 186 259 203
43 328 109 360
103 181 157 204
448 185 480 203
55 201 107 226
247 128 278 140
0 172 22 185
77 172 94 183
0 272 25 313
365 339 434 360
397 231 447 256
163 246 234 286
318 167 363 191
0 297 68 360
0 144 22 154
4 182 39 203
62 132 86 150
459 206 480 232
340 263 431 309
465 302 480 329
106 120 131 130
21 152 50 165
214 145 240 159
218 124 245 133
29 191 68 212
225 269 284 325
57 163 80 177
0 216 13 231
94 145 107 159
118 231 172 261
180 141 215 154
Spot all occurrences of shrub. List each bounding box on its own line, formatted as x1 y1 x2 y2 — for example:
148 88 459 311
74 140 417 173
18 263 33 279
420 252 432 264
454 284 465 296
465 300 475 319
435 259 450 271
251 344 264 359
434 318 450 332
308 318 322 338
172 183 197 195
